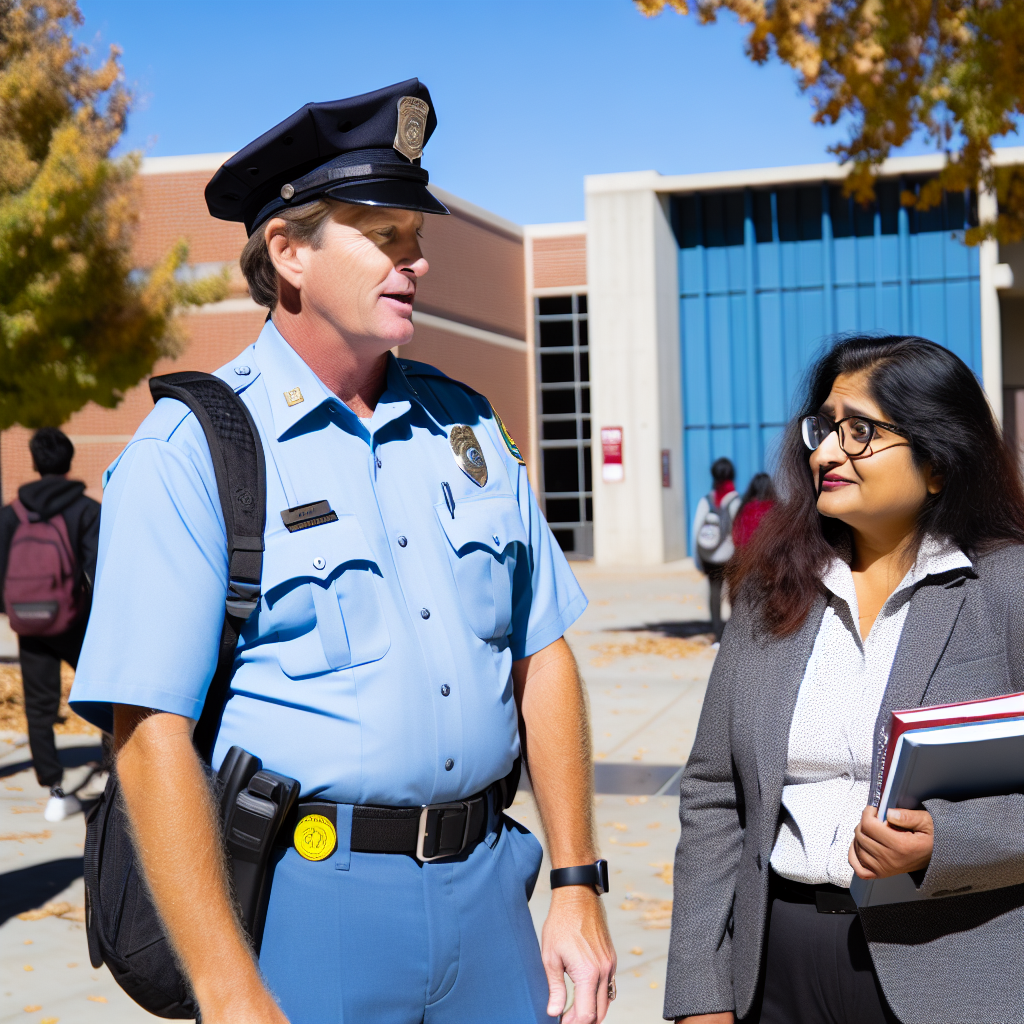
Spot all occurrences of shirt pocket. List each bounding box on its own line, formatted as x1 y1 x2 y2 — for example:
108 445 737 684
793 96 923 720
261 515 391 678
434 493 528 642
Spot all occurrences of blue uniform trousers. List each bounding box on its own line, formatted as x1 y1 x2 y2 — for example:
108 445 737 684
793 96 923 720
259 811 558 1023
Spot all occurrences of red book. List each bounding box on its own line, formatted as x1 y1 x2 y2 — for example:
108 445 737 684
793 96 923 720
875 691 1024 804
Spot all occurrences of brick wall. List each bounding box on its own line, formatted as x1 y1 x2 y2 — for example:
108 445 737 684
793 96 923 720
533 234 587 289
1 160 531 504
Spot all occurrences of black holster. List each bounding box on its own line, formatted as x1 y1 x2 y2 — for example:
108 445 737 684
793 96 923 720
216 746 299 954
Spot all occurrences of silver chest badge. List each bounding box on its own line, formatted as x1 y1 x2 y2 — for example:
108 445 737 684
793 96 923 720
449 426 487 487
394 96 429 161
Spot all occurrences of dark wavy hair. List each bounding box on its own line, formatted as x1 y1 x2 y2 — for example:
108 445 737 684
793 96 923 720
728 335 1024 636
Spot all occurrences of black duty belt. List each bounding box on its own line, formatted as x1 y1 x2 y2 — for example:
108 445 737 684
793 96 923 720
282 781 499 864
770 869 858 914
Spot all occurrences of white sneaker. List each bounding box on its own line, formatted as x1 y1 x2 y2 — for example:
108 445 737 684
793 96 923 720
44 790 82 822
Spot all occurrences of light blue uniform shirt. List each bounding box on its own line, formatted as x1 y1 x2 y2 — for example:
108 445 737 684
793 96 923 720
71 322 586 806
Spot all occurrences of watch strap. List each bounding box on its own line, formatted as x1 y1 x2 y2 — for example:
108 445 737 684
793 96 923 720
549 859 609 894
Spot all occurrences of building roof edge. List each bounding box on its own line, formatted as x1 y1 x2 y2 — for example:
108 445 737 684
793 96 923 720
524 221 587 239
141 153 235 175
428 185 523 239
585 146 1024 195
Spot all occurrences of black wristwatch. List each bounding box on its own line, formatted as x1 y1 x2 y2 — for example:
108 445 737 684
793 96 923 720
550 859 609 895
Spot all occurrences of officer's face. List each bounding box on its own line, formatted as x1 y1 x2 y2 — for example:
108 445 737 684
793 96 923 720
267 203 429 353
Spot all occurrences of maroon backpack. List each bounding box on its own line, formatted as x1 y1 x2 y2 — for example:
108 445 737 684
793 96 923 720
3 499 83 636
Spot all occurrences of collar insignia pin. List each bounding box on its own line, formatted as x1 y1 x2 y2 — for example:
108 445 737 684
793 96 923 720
394 96 429 162
284 387 304 407
450 425 487 487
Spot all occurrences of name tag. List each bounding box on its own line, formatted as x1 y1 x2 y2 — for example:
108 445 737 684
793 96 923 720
281 500 339 533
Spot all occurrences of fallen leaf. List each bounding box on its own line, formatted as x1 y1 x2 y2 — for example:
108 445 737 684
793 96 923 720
23 964 33 971
66 963 78 968
6 785 23 790
23 939 32 945
623 840 649 847
625 796 648 805
23 1007 41 1013
87 995 107 1003
647 821 661 829
18 902 83 922
0 830 51 842
630 946 643 955
41 1018 59 1024
649 982 659 989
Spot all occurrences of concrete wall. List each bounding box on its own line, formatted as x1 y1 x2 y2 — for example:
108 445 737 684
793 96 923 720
585 184 684 566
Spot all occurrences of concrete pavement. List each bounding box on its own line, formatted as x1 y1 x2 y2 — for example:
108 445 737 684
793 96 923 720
0 559 719 1023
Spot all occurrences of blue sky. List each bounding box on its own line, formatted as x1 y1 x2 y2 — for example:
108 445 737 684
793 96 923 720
77 1 1013 225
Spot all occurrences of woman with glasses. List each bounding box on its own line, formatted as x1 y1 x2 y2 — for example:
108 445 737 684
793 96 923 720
664 335 1024 1024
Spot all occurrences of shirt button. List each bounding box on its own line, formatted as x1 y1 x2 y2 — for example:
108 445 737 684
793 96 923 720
420 608 430 619
313 556 326 570
444 758 454 771
233 365 251 376
441 684 450 696
397 535 408 547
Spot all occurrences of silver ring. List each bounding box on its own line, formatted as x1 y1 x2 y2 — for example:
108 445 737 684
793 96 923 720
608 977 617 1001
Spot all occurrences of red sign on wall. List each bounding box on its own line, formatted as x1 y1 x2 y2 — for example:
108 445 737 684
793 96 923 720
661 449 671 488
601 427 623 482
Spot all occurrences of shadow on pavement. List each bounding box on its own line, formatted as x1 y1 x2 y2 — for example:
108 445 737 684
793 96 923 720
0 742 104 779
620 620 714 639
521 763 682 796
0 856 84 925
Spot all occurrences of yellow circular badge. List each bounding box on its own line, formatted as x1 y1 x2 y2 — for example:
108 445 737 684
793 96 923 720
293 813 337 861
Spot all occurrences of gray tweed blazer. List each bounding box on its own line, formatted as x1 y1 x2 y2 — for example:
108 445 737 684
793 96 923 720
664 545 1024 1024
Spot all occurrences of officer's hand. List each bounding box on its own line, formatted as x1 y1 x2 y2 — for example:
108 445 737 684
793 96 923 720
541 886 616 1023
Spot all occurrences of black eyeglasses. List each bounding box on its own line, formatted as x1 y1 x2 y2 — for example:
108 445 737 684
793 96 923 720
801 414 909 458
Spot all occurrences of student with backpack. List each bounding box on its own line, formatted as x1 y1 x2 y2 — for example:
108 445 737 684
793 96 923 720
0 428 100 821
692 457 742 644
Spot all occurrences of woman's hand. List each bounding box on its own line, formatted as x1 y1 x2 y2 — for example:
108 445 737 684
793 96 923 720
849 805 933 879
676 1015 734 1024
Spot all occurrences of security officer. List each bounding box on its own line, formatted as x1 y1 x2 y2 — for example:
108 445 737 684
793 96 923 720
71 80 616 1024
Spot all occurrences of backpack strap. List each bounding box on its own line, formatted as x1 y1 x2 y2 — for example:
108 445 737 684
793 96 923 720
149 371 267 763
11 499 31 524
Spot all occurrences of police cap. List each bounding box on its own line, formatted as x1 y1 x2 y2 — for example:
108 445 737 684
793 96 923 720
205 78 449 235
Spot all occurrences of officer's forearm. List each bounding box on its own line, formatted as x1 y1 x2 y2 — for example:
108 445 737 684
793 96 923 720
113 706 284 1022
512 637 596 868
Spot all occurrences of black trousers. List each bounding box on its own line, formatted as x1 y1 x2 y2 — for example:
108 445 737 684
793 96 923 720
744 881 900 1024
704 562 725 642
19 618 86 788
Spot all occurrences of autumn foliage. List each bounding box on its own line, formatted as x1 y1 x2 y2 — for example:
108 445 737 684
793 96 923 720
0 0 226 431
636 0 1024 243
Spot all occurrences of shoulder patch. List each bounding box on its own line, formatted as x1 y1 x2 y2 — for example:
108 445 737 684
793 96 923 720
492 407 525 465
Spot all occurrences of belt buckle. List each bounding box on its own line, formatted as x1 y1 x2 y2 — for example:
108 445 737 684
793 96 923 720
416 801 471 863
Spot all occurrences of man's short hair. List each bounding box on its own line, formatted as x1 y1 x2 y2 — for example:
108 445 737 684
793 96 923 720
711 457 735 484
240 199 339 310
30 428 74 476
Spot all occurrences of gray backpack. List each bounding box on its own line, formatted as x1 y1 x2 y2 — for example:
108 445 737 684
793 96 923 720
695 490 736 564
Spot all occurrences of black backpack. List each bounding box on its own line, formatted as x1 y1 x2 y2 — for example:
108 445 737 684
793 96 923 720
83 371 267 1019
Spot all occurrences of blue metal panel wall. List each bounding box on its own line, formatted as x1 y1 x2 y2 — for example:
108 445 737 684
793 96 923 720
673 179 981 552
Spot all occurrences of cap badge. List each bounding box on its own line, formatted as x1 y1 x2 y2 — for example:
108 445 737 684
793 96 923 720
284 387 304 407
394 96 429 161
280 183 295 200
450 425 488 487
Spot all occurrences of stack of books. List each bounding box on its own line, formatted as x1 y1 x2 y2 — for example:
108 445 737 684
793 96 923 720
850 691 1024 907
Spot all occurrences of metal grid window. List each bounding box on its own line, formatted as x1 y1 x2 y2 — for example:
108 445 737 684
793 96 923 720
536 294 592 557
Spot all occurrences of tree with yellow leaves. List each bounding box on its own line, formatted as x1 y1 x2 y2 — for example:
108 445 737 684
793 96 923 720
0 0 226 432
635 0 1024 243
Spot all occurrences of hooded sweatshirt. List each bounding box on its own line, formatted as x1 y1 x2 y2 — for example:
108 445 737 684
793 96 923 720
0 476 101 616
